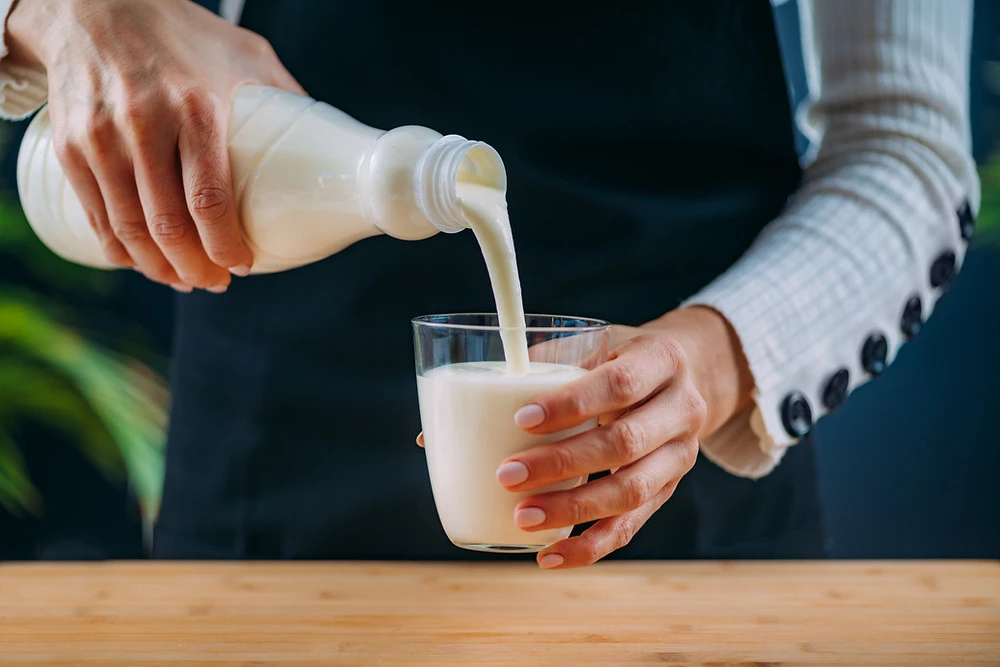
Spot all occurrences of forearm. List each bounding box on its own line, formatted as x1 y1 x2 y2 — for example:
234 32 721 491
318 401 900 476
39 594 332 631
679 0 977 477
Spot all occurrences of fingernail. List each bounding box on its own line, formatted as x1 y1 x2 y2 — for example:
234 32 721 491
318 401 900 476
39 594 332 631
229 264 251 277
496 461 529 487
514 404 545 429
170 283 193 293
539 553 564 569
514 506 546 528
415 433 424 447
206 284 228 294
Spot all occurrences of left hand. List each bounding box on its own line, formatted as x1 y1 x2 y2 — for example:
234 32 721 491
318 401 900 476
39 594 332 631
502 306 752 569
416 306 753 569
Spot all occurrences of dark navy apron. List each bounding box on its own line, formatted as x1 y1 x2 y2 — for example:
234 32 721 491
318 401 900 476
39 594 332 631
155 0 825 559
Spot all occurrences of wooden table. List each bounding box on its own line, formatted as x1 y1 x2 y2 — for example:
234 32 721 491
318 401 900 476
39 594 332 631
0 561 997 666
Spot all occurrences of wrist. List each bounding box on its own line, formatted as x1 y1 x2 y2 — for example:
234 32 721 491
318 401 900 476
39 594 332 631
643 306 754 438
6 0 60 68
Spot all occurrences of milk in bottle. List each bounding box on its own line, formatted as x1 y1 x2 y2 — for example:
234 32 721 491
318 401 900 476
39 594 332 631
17 85 506 274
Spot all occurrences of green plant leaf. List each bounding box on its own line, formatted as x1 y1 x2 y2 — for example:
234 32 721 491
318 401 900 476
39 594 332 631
0 424 41 516
976 151 1000 247
0 359 125 479
0 290 167 522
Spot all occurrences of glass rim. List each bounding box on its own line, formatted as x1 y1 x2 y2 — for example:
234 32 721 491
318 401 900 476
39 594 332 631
412 312 611 333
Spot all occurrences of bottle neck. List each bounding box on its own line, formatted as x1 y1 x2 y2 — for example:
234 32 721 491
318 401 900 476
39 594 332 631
414 135 507 234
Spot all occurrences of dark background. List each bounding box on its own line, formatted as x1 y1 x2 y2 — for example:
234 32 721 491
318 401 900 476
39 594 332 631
1 0 997 559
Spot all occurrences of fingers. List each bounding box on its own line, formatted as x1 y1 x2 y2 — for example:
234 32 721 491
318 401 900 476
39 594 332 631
63 94 244 292
499 382 705 492
536 479 681 569
416 432 424 448
36 0 299 288
52 134 132 268
176 90 253 277
128 104 230 291
83 114 181 286
515 335 684 434
512 439 696 532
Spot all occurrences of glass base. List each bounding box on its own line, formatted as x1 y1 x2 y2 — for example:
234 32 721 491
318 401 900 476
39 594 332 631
453 542 546 554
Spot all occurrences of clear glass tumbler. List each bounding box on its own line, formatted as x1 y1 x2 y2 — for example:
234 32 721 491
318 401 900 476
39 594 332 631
413 313 611 553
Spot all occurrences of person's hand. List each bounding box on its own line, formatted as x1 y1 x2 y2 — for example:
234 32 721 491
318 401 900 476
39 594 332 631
413 309 754 567
7 0 305 291
495 306 754 569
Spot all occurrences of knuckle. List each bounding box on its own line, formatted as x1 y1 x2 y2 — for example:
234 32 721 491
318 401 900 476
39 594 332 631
606 363 643 403
560 391 588 420
655 335 686 373
613 517 639 550
110 217 150 244
189 181 231 223
118 102 158 142
563 493 591 525
147 212 193 247
175 87 216 125
577 541 603 566
52 136 84 168
686 390 708 432
249 33 277 58
618 473 655 510
83 112 115 148
546 445 577 481
607 419 645 463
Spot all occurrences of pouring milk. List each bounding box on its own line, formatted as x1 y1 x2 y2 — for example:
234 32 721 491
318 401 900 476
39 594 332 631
455 183 530 373
18 84 598 550
18 84 530 372
417 182 603 552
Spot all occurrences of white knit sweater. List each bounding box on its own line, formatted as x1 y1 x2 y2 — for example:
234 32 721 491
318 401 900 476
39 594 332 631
0 0 980 478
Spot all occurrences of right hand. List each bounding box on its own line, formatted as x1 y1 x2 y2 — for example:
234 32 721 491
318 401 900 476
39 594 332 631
7 0 306 292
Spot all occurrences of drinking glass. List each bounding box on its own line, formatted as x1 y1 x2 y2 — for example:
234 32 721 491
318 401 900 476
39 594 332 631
413 313 611 553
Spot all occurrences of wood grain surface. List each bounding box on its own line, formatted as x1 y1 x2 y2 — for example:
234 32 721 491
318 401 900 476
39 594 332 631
0 560 997 666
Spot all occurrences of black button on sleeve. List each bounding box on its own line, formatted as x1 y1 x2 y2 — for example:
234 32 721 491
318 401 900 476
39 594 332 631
821 368 850 411
930 250 957 290
861 333 888 376
958 200 975 241
900 295 923 339
780 392 813 438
